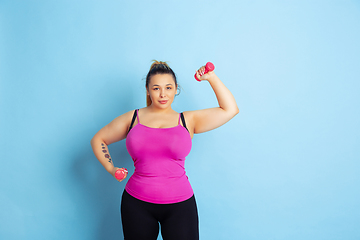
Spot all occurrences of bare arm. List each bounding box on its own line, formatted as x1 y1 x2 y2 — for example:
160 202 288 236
185 67 239 134
90 110 134 181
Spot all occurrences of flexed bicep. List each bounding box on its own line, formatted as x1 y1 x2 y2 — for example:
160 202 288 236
189 64 239 134
188 108 237 134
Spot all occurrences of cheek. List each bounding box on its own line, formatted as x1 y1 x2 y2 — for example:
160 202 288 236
168 92 175 99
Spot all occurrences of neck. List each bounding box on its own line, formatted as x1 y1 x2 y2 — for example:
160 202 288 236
147 104 173 114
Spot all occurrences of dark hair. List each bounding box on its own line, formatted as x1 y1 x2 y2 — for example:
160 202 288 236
146 60 179 106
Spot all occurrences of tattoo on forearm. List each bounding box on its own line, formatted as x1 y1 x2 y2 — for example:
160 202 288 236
101 143 112 164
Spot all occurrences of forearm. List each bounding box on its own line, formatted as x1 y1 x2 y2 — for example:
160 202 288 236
207 74 239 113
90 137 114 174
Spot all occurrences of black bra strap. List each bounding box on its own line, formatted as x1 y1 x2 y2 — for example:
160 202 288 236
128 109 138 133
180 112 189 132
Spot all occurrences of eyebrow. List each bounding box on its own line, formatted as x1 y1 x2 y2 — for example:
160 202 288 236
152 84 173 87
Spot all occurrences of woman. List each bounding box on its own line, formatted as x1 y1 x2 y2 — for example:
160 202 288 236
90 60 239 240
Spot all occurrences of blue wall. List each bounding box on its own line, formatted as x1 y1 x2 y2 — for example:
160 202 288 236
1 1 359 239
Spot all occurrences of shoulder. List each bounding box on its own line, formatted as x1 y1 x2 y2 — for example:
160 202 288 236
181 110 195 119
93 109 140 145
119 109 137 119
180 110 196 125
110 109 137 126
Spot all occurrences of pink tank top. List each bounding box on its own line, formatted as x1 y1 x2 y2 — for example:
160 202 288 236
125 109 193 204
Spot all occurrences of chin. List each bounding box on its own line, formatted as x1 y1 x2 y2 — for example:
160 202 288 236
158 104 170 108
155 101 172 108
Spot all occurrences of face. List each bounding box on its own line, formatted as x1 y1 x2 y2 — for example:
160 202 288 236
147 74 177 109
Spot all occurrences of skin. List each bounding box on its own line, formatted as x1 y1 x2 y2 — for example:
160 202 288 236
90 65 239 182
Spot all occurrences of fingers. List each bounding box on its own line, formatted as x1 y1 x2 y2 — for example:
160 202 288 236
121 172 128 182
195 71 201 80
198 66 206 75
195 66 206 80
116 167 128 182
119 172 128 182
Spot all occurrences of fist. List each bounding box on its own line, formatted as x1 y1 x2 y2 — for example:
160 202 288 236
194 62 215 81
113 168 128 181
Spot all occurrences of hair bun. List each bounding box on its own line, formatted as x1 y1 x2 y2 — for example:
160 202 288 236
150 60 170 70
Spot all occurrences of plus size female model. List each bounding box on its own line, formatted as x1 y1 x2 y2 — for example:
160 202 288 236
90 60 239 240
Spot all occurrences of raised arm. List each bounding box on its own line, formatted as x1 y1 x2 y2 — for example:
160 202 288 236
90 110 134 181
185 66 239 134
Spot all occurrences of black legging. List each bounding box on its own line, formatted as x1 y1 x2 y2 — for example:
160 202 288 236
121 190 199 240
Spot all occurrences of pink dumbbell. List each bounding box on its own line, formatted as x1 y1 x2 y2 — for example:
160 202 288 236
115 168 128 180
194 62 215 81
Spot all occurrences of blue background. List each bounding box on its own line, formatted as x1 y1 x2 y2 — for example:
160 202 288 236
1 0 359 239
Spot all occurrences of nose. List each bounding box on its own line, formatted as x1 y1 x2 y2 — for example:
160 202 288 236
160 89 166 98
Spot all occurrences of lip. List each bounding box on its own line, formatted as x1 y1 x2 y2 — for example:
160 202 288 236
159 100 168 104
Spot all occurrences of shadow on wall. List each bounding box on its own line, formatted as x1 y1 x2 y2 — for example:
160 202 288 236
72 127 134 240
71 144 133 240
69 75 137 240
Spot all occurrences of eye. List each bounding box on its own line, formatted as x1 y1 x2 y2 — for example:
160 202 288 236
166 87 172 90
153 87 159 90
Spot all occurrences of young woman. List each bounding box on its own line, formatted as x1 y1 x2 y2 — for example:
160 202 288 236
90 60 239 240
